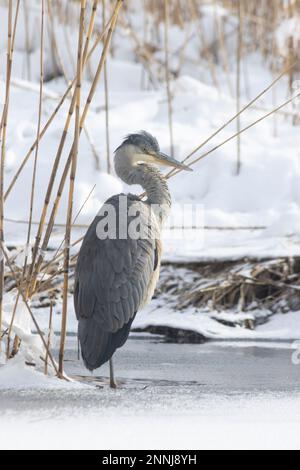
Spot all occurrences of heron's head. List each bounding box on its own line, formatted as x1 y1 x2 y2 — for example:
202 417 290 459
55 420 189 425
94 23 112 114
114 131 192 172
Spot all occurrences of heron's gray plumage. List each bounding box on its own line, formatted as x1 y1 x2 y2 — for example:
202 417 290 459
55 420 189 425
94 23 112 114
74 131 190 372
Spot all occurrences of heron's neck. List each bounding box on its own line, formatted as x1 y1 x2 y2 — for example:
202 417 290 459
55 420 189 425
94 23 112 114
115 160 171 223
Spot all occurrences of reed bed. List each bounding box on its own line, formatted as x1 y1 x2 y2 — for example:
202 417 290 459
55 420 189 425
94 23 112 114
157 258 300 321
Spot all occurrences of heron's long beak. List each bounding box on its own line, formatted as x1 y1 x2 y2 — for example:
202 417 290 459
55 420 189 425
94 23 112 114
154 152 193 172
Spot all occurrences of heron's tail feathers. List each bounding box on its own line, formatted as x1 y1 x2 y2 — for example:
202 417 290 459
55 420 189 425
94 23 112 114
78 316 135 371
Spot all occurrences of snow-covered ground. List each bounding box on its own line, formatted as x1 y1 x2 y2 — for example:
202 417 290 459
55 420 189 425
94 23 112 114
1 336 300 450
2 394 300 450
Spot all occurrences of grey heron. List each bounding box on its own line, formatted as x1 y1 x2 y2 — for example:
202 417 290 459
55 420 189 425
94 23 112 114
74 131 191 387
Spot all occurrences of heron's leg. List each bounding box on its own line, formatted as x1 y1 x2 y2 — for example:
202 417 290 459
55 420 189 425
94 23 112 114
109 357 117 389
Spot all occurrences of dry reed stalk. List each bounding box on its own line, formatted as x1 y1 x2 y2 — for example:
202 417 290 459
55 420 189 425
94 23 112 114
28 0 123 297
4 1 113 201
55 4 104 161
61 3 77 74
77 0 123 145
7 0 45 356
30 0 124 293
34 256 78 296
102 0 111 173
36 184 96 291
0 0 20 138
4 84 74 201
6 292 18 358
44 301 53 375
82 0 103 169
171 90 300 177
59 0 86 377
27 96 78 286
39 235 84 275
25 0 45 282
47 0 101 164
240 102 299 119
165 59 300 179
236 0 242 175
272 1 279 137
0 246 59 376
46 0 70 83
25 0 101 293
22 0 31 81
0 1 13 350
164 0 174 155
83 125 101 169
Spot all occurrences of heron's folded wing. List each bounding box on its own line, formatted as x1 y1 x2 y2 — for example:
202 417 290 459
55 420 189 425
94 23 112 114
74 197 159 333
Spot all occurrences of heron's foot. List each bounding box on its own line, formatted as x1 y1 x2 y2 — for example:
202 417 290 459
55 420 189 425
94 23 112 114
110 379 118 389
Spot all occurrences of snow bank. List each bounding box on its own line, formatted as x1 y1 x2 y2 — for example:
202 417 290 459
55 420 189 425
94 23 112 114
1 293 48 364
134 301 300 342
0 354 86 390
